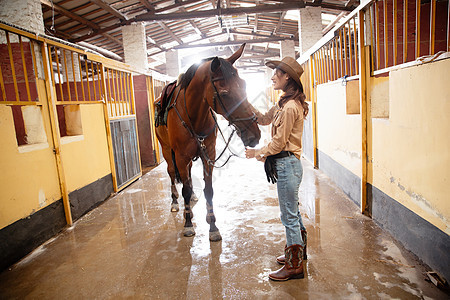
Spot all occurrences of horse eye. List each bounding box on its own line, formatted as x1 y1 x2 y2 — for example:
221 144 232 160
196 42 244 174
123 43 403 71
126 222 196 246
219 90 229 97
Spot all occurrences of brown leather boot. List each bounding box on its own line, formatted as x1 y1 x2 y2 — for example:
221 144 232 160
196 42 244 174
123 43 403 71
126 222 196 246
276 230 307 264
269 244 304 281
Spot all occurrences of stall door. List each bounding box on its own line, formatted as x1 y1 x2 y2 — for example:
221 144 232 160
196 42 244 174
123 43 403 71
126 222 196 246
110 117 141 189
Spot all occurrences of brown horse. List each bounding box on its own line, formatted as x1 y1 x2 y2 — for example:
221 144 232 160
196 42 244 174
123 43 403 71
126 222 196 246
155 44 261 241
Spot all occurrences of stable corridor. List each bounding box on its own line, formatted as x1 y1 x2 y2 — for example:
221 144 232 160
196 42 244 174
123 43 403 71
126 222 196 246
0 157 447 299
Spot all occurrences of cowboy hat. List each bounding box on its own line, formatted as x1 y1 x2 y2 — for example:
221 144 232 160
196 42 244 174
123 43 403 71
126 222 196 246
265 57 304 87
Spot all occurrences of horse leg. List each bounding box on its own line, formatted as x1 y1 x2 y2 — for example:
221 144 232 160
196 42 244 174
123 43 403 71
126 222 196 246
182 177 195 237
164 150 179 212
175 156 196 237
204 169 222 242
170 177 179 212
188 162 199 207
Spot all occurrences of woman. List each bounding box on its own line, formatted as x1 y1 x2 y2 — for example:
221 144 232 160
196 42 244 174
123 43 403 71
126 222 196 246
245 56 308 281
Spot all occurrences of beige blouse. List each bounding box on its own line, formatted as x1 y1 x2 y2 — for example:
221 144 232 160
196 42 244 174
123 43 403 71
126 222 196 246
251 99 305 160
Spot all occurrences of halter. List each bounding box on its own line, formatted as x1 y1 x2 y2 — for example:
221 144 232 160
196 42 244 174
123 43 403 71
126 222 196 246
210 75 258 125
169 73 257 174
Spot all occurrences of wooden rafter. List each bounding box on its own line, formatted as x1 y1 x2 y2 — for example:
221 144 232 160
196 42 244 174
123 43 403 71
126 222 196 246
89 0 128 21
41 0 123 48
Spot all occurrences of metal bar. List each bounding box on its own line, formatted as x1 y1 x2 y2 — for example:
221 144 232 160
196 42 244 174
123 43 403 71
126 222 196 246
120 72 126 115
111 69 118 117
339 29 343 77
85 59 92 101
62 49 71 101
70 52 79 101
54 46 64 101
353 16 359 75
96 63 102 100
127 73 132 114
120 71 126 115
343 25 348 75
429 0 436 54
403 0 408 63
78 54 86 101
106 68 113 117
415 0 421 58
91 61 97 100
349 21 354 75
19 36 32 102
325 45 329 82
129 74 135 114
40 41 73 226
30 41 39 84
393 0 398 65
319 49 324 84
6 32 20 102
47 45 55 88
113 70 119 116
370 4 375 73
383 0 388 68
0 59 6 101
375 0 381 70
327 44 332 81
333 38 338 80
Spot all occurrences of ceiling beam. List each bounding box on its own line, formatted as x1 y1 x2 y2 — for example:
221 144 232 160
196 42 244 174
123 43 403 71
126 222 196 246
158 22 183 44
273 11 286 35
172 36 295 50
41 0 122 48
138 0 156 12
133 2 308 23
89 0 128 21
131 2 352 23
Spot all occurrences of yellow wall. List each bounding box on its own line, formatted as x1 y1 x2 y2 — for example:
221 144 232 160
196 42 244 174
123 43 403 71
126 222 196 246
315 59 449 234
371 59 450 234
0 79 112 229
316 80 362 177
0 80 61 228
61 104 111 192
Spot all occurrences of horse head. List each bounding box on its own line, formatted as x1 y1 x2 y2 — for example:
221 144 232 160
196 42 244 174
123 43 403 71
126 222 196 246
208 44 261 148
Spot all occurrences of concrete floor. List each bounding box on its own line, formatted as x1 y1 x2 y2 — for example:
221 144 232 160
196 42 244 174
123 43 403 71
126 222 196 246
0 155 448 299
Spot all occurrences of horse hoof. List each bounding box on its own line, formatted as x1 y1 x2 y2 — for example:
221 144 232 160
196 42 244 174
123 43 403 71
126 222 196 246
209 230 222 242
183 227 195 237
171 204 179 212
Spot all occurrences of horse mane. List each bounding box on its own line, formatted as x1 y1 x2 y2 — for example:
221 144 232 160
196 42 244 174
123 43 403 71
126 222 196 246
179 57 237 89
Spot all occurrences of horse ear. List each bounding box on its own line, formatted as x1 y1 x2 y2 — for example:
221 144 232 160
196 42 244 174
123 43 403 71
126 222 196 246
211 57 221 73
227 43 246 65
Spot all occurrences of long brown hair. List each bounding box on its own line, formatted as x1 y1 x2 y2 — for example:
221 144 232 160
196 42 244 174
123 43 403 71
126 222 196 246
276 68 309 118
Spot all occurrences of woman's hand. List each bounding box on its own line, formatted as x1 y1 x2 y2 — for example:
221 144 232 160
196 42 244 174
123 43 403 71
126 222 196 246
245 148 256 159
245 148 265 161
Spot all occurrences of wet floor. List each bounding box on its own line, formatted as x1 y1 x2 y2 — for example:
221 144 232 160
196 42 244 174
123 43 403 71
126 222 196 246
0 154 448 299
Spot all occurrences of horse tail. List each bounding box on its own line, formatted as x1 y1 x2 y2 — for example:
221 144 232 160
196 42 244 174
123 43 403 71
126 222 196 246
171 150 182 183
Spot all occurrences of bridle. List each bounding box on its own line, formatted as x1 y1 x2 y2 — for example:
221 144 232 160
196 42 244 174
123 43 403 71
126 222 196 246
170 72 257 173
210 75 258 125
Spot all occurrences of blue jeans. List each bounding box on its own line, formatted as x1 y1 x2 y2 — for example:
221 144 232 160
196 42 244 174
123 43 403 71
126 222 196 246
275 155 305 247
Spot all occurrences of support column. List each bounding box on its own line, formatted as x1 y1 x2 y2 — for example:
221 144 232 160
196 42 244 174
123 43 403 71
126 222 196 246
0 0 45 35
122 22 148 73
280 40 296 59
298 7 323 56
165 50 180 78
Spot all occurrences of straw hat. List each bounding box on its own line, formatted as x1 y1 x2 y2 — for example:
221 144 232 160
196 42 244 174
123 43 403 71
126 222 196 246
265 57 304 87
